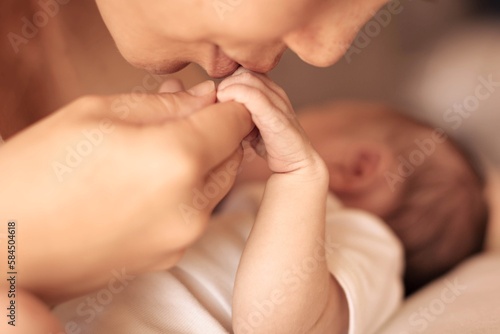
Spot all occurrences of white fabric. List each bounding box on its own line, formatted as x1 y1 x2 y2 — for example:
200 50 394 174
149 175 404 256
54 183 403 334
377 252 500 334
325 208 404 334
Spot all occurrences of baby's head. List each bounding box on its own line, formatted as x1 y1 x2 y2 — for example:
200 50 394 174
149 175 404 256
299 101 488 294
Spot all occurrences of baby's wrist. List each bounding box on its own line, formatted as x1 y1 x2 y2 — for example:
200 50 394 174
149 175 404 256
270 152 329 189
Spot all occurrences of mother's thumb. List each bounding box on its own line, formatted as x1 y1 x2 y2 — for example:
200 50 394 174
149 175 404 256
187 80 216 97
103 81 216 124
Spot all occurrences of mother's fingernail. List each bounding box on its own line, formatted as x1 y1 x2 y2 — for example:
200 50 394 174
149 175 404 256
188 80 216 97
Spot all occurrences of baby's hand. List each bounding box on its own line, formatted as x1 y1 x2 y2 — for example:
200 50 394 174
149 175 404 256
218 69 324 176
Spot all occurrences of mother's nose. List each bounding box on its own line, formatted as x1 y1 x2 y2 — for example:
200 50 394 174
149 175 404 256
284 26 355 67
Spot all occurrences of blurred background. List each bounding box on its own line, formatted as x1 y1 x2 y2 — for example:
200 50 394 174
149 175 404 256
267 0 500 167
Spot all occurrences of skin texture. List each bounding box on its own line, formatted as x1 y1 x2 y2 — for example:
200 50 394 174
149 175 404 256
95 0 388 77
218 69 348 334
0 85 253 302
0 83 253 334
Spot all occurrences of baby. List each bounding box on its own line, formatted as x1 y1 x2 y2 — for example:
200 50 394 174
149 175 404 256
54 71 487 334
237 98 488 295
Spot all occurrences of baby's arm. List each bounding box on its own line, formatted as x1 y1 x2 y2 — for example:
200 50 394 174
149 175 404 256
218 70 348 334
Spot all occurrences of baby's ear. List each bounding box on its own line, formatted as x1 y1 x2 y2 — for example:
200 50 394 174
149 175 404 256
330 142 393 193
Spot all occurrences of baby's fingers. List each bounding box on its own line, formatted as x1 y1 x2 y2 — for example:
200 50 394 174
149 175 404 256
217 83 310 172
226 68 290 102
217 84 292 138
218 70 293 114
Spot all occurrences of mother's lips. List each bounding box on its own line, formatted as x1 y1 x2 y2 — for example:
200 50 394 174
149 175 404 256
208 48 282 77
207 48 240 78
150 49 282 77
208 61 279 78
207 61 241 78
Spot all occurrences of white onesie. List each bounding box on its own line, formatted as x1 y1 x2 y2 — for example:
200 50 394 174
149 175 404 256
54 183 404 334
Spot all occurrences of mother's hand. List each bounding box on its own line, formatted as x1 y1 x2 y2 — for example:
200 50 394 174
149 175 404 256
0 81 252 304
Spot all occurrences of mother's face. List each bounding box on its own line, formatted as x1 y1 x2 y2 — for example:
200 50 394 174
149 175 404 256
96 0 386 77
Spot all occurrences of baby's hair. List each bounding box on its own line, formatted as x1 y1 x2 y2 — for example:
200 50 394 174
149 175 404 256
382 112 489 295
